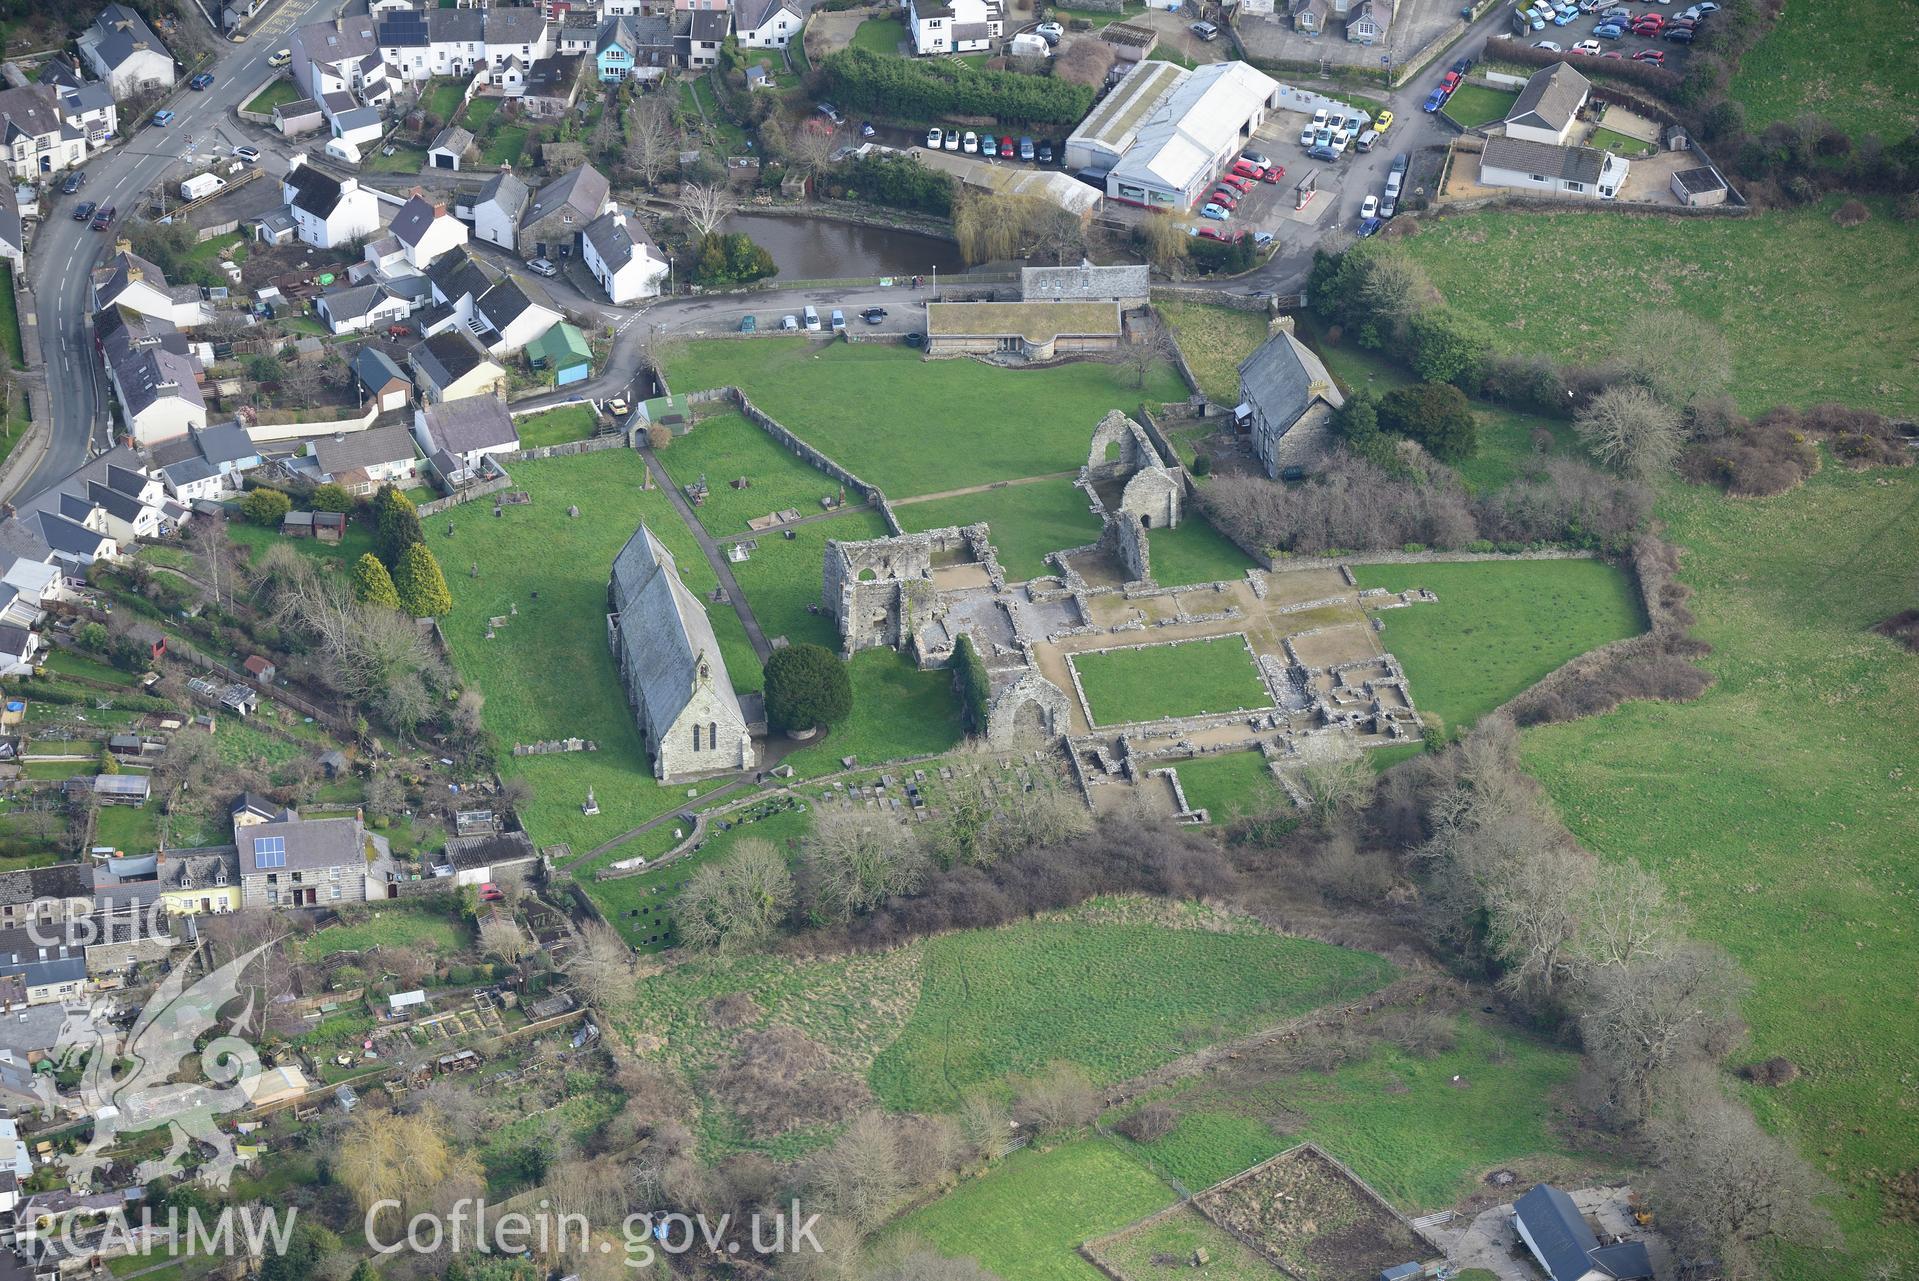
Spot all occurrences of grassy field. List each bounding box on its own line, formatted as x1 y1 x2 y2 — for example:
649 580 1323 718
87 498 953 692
1522 459 1919 1278
1116 1017 1599 1209
782 648 964 779
1442 84 1517 128
515 405 598 448
41 650 143 687
895 1139 1175 1281
298 904 469 960
1148 517 1258 586
1092 1205 1281 1281
94 803 160 852
657 411 847 537
1388 202 1919 414
658 339 1188 497
1352 559 1644 736
1729 0 1919 143
0 264 24 367
438 452 746 850
897 479 1101 582
870 919 1395 1110
243 80 301 116
1156 302 1271 404
585 805 814 950
227 516 379 571
1073 637 1272 726
730 507 891 650
1170 751 1281 823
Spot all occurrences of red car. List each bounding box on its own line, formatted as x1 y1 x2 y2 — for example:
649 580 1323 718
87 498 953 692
1209 189 1240 209
1196 227 1244 242
999 135 1015 156
1230 160 1265 181
1439 71 1462 91
1631 47 1666 61
1632 13 1664 29
1218 173 1253 193
90 204 115 231
1260 163 1285 182
386 322 413 338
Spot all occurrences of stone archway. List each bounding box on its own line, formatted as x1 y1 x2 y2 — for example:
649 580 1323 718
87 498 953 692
985 672 1071 749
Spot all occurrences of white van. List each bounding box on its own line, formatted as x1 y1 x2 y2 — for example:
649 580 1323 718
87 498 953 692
830 309 846 332
803 305 821 332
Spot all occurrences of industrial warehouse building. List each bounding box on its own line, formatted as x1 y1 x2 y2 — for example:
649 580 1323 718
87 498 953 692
1064 59 1280 211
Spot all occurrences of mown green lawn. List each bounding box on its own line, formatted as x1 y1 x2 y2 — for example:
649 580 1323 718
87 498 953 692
515 405 598 448
1170 751 1280 823
1155 302 1271 404
243 80 301 116
40 650 142 687
299 903 470 959
1387 202 1919 414
659 339 1189 497
657 411 848 537
585 805 813 950
894 1139 1175 1281
729 507 891 650
1729 0 1919 143
480 125 528 168
848 15 906 54
437 451 747 850
1353 558 1643 736
1442 84 1517 129
1522 460 1919 1279
93 803 160 852
897 479 1102 582
1148 517 1258 586
782 648 964 779
1073 636 1271 726
872 920 1393 1111
422 79 466 122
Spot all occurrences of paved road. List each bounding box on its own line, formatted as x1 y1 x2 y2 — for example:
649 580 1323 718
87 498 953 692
14 0 339 502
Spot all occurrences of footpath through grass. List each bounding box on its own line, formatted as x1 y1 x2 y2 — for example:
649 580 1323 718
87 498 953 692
1073 636 1271 726
656 410 848 538
659 339 1188 497
1521 460 1919 1279
1391 201 1919 415
1353 558 1644 736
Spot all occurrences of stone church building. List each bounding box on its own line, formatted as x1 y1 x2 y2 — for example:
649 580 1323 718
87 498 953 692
607 522 757 782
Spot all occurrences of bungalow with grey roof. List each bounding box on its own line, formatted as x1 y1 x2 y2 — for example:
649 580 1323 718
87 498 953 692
1502 61 1590 146
1479 135 1626 199
414 395 518 487
312 419 418 490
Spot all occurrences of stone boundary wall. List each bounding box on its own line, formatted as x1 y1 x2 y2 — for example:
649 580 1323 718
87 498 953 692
245 403 381 444
1270 546 1598 574
417 473 513 516
685 384 901 532
1065 633 1276 731
1148 286 1277 313
505 434 632 463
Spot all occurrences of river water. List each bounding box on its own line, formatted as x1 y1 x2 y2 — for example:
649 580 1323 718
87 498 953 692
720 212 968 281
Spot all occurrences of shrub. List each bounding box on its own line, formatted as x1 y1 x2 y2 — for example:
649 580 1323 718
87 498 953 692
846 153 954 216
817 47 1094 126
1831 199 1871 227
241 488 292 527
763 643 853 733
1114 1102 1176 1143
352 553 402 610
692 232 777 287
951 635 991 734
374 485 424 567
311 483 355 513
1191 453 1212 476
1378 382 1478 462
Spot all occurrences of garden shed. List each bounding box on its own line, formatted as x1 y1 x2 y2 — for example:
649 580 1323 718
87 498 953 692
525 321 592 387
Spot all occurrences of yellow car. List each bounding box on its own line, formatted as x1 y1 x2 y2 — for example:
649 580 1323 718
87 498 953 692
268 48 291 67
1373 109 1395 134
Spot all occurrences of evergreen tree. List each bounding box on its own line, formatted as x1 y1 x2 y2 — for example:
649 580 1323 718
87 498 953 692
352 553 402 610
373 485 424 568
763 643 852 733
393 543 453 617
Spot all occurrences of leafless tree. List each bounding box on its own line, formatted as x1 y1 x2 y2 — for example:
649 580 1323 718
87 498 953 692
807 1111 906 1233
566 921 639 1011
1121 316 1175 390
1613 309 1732 408
624 94 676 186
1011 1062 1098 1134
186 518 234 609
1136 214 1191 275
1647 1069 1835 1279
957 1090 1013 1163
1575 860 1683 975
923 751 1090 870
677 181 736 243
786 119 838 183
1578 942 1749 1119
1030 207 1087 266
951 192 1047 264
1297 738 1374 827
1349 247 1434 333
1484 843 1593 1003
1577 384 1685 478
804 810 928 923
677 838 793 951
478 916 530 963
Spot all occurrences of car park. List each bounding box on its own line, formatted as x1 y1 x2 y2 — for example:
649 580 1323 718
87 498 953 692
739 315 756 333
862 307 887 324
1019 136 1034 160
1373 110 1395 133
780 315 799 330
1036 20 1063 40
1359 194 1378 221
151 110 173 126
71 200 95 222
1189 20 1219 38
961 131 978 153
981 134 997 157
91 205 114 230
268 48 291 67
61 171 86 194
528 258 558 277
1632 47 1666 61
189 72 214 90
1422 88 1447 112
817 102 844 124
927 127 943 148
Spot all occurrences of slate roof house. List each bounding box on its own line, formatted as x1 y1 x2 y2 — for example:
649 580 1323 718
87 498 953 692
1510 1184 1653 1281
414 396 518 487
0 85 86 180
235 808 386 909
312 421 419 491
409 329 506 403
78 3 175 97
470 170 530 250
1479 135 1627 199
281 156 381 249
1020 262 1150 307
581 208 669 303
1503 61 1590 146
734 0 802 48
1237 329 1344 479
388 191 469 270
91 245 210 328
0 183 20 272
679 9 730 68
515 162 612 259
349 349 415 416
379 7 486 83
317 281 412 335
148 423 260 502
1345 0 1388 43
0 864 94 931
607 522 756 782
905 0 1001 55
95 306 206 446
288 15 392 103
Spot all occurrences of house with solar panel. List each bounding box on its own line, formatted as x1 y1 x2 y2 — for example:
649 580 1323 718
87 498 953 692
232 801 389 909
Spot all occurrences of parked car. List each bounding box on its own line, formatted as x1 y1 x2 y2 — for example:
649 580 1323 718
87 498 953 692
1384 170 1403 198
1230 160 1262 181
860 121 876 138
780 314 799 330
999 135 1014 156
1199 202 1230 220
528 258 558 277
1194 226 1238 242
1359 194 1379 221
830 309 845 332
1189 20 1219 39
981 134 997 157
1450 55 1474 73
1632 13 1665 29
61 170 86 194
1358 216 1382 237
1208 189 1239 209
1307 144 1338 161
816 102 844 124
1599 48 1626 56
1241 149 1272 168
926 127 943 148
944 128 960 149
1037 139 1054 163
961 131 978 153
1314 126 1333 147
71 200 96 222
1373 109 1395 133
150 110 174 126
1035 20 1064 41
1299 123 1317 147
1662 24 1694 38
268 48 291 67
862 307 887 324
1571 38 1603 52
1379 194 1398 218
1312 108 1329 128
1527 11 1546 27
386 323 412 338
1535 39 1563 49
1391 152 1410 175
1631 47 1666 61
739 315 757 333
1593 22 1626 36
1422 88 1447 111
1219 174 1253 193
1019 136 1034 160
91 205 115 230
802 305 821 331
1330 132 1349 156
1694 2 1717 12
234 145 261 162
189 72 214 90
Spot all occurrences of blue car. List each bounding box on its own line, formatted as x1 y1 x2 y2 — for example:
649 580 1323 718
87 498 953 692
1199 203 1231 220
1307 144 1338 161
151 109 174 126
1358 217 1382 237
1422 89 1447 112
739 315 756 333
1593 22 1625 36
